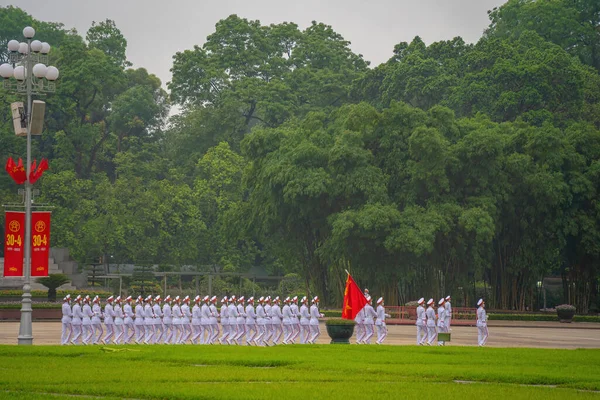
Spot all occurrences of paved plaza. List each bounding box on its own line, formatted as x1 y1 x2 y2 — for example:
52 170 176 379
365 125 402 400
0 321 599 348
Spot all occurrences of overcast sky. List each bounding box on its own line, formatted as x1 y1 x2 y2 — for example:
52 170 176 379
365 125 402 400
5 0 507 90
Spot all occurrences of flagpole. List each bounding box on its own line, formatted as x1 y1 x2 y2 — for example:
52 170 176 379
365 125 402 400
344 269 350 275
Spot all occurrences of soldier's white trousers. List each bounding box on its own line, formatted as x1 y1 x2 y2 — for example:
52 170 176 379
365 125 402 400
234 324 245 342
272 324 283 344
71 324 82 344
134 324 145 343
427 325 437 345
291 323 300 342
477 324 488 346
154 323 164 344
355 323 365 343
61 322 72 345
282 324 292 343
172 324 182 344
255 324 266 345
163 323 172 344
102 324 114 343
376 323 387 344
300 324 309 344
245 323 256 344
113 324 123 344
309 324 320 343
145 324 155 343
92 323 103 344
364 324 374 344
416 324 427 345
210 324 220 343
82 324 92 344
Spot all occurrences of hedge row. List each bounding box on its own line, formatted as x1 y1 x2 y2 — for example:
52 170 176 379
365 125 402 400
0 289 113 298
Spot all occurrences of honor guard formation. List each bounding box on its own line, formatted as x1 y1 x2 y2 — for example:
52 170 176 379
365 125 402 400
62 294 325 346
61 292 488 346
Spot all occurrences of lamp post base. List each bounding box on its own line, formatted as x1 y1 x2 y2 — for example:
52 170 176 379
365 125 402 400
17 283 33 345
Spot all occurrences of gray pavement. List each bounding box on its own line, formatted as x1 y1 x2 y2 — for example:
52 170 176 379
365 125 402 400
0 321 599 348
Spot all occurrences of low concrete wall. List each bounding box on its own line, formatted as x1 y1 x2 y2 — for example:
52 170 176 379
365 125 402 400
0 309 62 320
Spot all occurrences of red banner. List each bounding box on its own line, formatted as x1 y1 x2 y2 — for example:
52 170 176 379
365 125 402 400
341 273 368 320
31 211 51 277
3 211 25 276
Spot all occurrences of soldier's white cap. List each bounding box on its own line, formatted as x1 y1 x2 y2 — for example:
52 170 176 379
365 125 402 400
175 296 181 302
292 296 298 303
377 297 384 305
145 295 152 302
85 295 91 300
210 296 217 303
107 295 114 302
165 295 171 302
230 295 237 301
238 296 245 303
438 298 445 305
418 298 425 304
301 296 308 304
125 296 132 302
312 296 319 303
221 296 228 303
284 297 290 303
83 296 90 303
64 294 71 300
194 295 200 302
184 295 190 302
477 299 484 306
155 295 161 302
203 295 209 302
274 296 280 303
445 296 451 301
248 297 254 303
427 298 434 305
258 296 265 303
136 297 142 304
75 295 82 302
115 296 121 302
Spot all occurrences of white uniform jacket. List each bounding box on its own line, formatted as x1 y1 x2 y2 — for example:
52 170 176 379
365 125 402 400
300 305 310 325
309 304 321 326
62 302 72 324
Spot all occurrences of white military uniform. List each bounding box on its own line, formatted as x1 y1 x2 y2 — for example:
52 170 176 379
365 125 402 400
153 301 164 344
271 302 283 344
282 302 293 344
113 301 124 344
92 301 103 345
219 301 230 344
162 300 173 344
123 301 135 344
363 302 377 344
355 307 366 344
299 302 310 344
416 302 427 345
477 301 488 346
81 301 93 344
144 301 155 344
61 299 72 345
375 301 390 344
200 300 211 344
134 301 145 343
71 300 83 345
172 301 183 344
437 302 447 346
308 300 322 344
235 301 246 344
102 300 115 344
228 301 239 345
290 300 300 343
209 301 219 344
180 300 192 344
264 301 273 344
425 302 437 346
255 302 267 345
191 300 202 344
445 299 452 329
245 302 257 344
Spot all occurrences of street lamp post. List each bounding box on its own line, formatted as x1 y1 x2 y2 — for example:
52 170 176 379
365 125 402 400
1 26 59 345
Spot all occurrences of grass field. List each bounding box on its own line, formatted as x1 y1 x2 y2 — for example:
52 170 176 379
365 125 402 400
1 345 599 399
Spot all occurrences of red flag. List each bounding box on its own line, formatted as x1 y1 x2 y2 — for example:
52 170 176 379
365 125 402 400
6 157 27 184
29 158 49 184
341 273 368 320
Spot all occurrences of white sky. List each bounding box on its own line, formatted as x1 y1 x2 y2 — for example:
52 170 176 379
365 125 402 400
4 0 506 93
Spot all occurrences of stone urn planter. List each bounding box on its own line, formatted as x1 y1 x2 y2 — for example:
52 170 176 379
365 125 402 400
325 318 355 344
556 304 576 323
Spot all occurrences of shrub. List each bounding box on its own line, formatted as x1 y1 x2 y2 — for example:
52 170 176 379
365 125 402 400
322 310 342 318
556 304 576 321
35 274 70 301
325 318 356 326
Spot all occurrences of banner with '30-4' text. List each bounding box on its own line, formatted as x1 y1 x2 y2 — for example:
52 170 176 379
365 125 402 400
3 211 51 277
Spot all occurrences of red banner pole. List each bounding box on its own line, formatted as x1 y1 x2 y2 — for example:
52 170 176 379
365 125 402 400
30 211 51 277
4 211 26 277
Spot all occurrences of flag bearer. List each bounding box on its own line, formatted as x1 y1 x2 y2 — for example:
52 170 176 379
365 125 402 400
477 299 488 346
375 297 391 344
61 295 72 345
354 302 365 344
91 296 103 345
425 298 436 346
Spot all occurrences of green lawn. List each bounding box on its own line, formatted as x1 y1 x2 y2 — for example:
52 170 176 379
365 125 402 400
1 345 599 399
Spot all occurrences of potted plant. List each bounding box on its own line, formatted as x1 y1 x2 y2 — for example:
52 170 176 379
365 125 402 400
556 304 576 323
325 318 356 344
36 274 70 302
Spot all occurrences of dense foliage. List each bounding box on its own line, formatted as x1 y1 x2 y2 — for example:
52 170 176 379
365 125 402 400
1 2 599 311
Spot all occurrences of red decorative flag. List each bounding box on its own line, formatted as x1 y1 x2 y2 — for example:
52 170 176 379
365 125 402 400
3 211 25 277
29 158 49 184
5 157 27 185
31 211 51 277
341 273 368 320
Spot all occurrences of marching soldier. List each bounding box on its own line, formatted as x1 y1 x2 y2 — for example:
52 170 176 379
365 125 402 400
162 295 173 344
416 298 427 345
209 296 220 344
200 296 212 344
245 297 257 345
363 296 377 344
235 296 246 344
264 296 273 344
91 296 103 345
134 296 145 344
172 296 183 344
282 297 293 344
375 297 391 345
477 299 488 346
123 296 135 344
113 296 124 344
153 296 164 344
445 295 452 330
299 296 310 344
219 296 230 344
102 296 115 344
61 295 72 345
191 295 202 344
271 296 283 345
290 296 300 343
437 298 447 346
308 296 324 344
255 297 267 346
81 296 93 345
228 295 239 345
144 296 155 344
355 304 366 344
71 295 83 345
425 298 436 346
180 296 192 344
